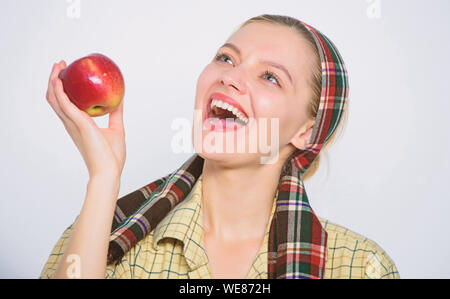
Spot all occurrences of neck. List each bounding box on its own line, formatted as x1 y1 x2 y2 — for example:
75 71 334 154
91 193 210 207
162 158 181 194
201 153 289 242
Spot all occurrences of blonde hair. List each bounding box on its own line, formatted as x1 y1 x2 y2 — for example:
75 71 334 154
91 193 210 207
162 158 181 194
236 14 349 181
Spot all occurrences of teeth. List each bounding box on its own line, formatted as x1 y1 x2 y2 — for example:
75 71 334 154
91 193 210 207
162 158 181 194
210 98 248 124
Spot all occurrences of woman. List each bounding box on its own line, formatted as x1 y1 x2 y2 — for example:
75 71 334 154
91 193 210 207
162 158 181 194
40 14 399 279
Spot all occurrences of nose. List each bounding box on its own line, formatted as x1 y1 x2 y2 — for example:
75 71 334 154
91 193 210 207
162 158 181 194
220 66 247 95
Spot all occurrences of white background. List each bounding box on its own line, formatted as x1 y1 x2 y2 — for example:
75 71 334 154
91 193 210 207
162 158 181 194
1 0 449 278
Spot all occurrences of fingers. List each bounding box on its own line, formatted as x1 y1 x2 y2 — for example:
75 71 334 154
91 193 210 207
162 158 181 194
52 76 80 121
46 61 74 125
51 64 96 130
108 99 124 133
46 61 87 150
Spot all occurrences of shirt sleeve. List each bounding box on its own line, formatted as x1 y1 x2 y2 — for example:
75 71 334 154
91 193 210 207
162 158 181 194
38 216 133 279
39 218 76 279
362 239 400 279
39 173 174 279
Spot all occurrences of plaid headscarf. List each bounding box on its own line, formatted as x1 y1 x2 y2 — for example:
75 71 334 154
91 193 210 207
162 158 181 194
107 19 349 279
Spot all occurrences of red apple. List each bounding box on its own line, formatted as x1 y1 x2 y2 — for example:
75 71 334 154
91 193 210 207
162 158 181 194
58 53 125 117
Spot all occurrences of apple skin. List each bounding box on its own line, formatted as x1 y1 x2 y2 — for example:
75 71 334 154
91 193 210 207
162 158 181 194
58 53 125 117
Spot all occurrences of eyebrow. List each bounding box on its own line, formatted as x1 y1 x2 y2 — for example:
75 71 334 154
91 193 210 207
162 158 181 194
220 42 293 85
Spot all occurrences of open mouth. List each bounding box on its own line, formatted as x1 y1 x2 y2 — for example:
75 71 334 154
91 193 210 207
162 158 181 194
205 93 249 126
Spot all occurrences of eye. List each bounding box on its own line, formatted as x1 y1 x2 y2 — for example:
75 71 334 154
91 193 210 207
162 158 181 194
214 52 233 65
262 69 281 87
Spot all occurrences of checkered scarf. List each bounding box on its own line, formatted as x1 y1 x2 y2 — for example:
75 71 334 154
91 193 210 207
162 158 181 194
107 19 349 279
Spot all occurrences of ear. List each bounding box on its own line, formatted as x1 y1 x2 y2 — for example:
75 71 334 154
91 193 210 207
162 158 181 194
289 119 315 150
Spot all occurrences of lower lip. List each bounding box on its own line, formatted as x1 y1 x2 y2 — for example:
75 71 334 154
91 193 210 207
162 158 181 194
202 117 246 132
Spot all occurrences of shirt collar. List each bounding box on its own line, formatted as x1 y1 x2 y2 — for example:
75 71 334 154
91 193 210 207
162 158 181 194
152 173 279 274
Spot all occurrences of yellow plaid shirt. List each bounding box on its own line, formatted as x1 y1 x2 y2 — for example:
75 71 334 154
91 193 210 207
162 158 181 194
40 175 400 279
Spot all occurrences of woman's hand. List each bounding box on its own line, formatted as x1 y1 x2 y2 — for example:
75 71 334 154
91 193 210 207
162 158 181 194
45 60 126 179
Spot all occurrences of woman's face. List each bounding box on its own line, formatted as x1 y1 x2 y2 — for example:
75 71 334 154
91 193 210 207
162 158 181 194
192 22 317 167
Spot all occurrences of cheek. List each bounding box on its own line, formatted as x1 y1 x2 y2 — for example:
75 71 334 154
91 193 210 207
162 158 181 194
254 97 301 145
258 97 279 114
254 95 293 128
194 65 217 109
252 93 283 118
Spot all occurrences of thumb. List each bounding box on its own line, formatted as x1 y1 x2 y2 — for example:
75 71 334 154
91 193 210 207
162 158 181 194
108 100 124 132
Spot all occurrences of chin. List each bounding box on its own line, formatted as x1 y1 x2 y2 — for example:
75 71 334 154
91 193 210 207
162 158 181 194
195 149 263 169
